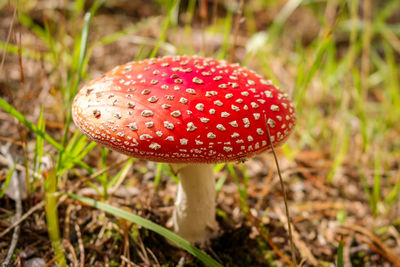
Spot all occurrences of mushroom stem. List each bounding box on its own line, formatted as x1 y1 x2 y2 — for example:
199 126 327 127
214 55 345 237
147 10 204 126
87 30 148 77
170 163 218 243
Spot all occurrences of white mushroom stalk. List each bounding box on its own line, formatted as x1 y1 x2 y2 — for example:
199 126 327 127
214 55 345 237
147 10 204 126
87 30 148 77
170 164 217 243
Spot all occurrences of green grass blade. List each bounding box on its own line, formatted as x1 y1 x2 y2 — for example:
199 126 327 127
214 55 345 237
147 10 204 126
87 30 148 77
214 163 227 193
89 0 106 14
43 19 58 65
99 147 109 199
107 158 135 189
337 239 344 267
64 130 82 153
17 13 49 46
74 0 85 14
384 170 400 205
213 163 225 174
327 128 350 183
227 163 248 212
216 11 233 60
33 106 45 171
372 153 381 216
215 173 227 194
359 167 372 210
99 24 141 46
45 170 67 267
72 12 91 101
184 0 196 34
0 97 92 172
150 0 179 58
68 194 222 267
154 162 164 191
0 41 46 60
62 11 92 143
273 0 302 29
84 179 103 196
57 11 92 175
32 106 45 192
0 162 16 198
352 69 368 152
0 97 62 150
164 164 179 184
294 36 332 110
58 140 96 176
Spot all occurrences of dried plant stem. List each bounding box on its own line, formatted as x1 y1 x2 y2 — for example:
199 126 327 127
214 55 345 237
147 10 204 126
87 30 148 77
212 0 218 26
265 115 297 266
0 4 16 74
230 0 244 62
74 224 85 267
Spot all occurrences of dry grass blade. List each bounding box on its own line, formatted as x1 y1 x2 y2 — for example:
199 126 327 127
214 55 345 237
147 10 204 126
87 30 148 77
74 223 85 267
121 255 141 267
63 240 78 267
342 223 400 267
267 236 293 265
0 4 16 74
17 29 24 83
265 114 297 266
88 157 130 181
382 26 400 54
229 0 244 62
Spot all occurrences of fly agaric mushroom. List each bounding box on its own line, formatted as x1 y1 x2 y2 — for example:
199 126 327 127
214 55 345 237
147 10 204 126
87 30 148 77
72 56 296 243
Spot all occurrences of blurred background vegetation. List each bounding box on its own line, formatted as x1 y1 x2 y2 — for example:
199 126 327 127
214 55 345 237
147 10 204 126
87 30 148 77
0 0 400 266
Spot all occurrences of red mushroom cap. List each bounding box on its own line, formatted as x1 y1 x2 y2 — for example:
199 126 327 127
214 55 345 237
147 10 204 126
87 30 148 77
72 56 296 163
